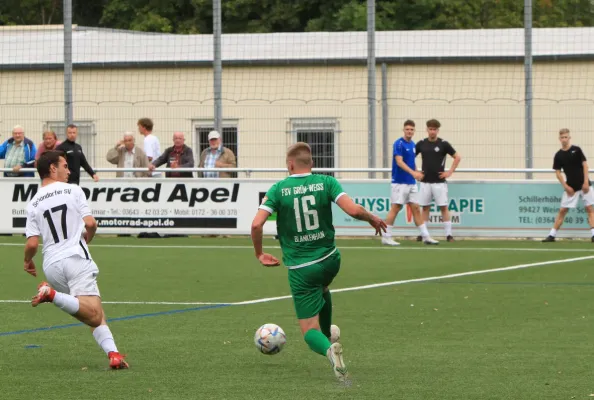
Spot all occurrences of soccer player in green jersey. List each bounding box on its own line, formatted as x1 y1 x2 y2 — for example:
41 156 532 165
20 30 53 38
251 142 387 383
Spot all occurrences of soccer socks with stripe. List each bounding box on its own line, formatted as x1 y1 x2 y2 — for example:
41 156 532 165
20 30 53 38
444 221 453 236
53 292 80 315
304 329 331 356
92 325 118 355
319 291 333 339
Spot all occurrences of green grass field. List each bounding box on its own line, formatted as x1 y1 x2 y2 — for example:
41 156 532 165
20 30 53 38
1 236 594 399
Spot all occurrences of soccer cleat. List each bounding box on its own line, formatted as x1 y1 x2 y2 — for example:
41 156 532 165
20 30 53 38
423 237 439 245
330 325 341 344
447 235 455 242
591 236 594 243
108 352 129 370
31 282 55 307
326 342 348 383
381 237 400 246
416 235 422 242
542 235 556 243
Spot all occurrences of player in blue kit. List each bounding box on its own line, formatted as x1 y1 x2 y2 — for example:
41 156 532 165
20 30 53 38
381 120 439 246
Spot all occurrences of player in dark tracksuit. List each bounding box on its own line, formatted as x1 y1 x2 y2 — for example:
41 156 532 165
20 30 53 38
56 125 98 185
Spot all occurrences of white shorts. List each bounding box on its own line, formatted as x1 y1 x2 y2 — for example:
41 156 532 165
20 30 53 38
44 255 100 297
391 184 419 205
419 182 449 207
561 189 594 209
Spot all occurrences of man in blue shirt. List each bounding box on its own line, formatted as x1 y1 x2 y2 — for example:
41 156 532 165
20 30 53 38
382 120 439 246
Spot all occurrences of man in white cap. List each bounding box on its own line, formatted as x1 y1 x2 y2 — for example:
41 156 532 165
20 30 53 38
198 130 237 178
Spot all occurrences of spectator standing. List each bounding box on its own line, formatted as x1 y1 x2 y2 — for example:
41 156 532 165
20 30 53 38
106 132 150 178
415 119 461 242
198 130 237 178
149 132 194 178
138 118 161 177
35 130 62 165
0 125 37 177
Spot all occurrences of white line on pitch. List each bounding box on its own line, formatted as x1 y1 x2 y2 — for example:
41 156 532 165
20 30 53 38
230 255 594 305
3 255 591 306
0 242 592 253
0 300 228 305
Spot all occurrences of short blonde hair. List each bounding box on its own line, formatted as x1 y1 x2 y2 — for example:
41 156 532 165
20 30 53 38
287 142 313 167
559 128 570 135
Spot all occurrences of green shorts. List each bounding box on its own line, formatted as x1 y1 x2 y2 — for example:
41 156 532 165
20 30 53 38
288 250 341 320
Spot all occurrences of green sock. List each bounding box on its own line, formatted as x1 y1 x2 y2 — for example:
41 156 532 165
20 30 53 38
320 291 332 339
304 329 331 356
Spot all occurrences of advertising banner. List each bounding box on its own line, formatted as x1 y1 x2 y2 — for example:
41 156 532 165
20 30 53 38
335 180 590 238
1 178 588 238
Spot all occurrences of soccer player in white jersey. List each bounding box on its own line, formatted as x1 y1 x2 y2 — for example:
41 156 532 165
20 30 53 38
24 150 129 369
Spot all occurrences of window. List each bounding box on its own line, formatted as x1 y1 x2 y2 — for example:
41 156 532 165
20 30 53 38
46 121 97 166
290 119 339 177
194 121 238 178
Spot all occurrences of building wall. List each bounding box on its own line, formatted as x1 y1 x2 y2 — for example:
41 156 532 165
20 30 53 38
0 61 592 180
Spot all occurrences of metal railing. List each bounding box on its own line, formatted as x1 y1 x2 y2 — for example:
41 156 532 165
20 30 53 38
0 167 584 176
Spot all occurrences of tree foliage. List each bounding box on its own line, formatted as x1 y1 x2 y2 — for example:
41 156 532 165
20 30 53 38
0 0 592 33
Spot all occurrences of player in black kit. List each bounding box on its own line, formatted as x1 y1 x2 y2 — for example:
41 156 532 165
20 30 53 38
415 119 461 242
542 129 594 242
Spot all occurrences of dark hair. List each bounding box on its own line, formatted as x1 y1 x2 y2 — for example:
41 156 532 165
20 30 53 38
403 119 415 127
37 150 66 179
67 124 77 130
426 119 441 129
137 118 154 131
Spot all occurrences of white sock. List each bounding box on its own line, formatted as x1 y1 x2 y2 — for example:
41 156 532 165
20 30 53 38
92 325 118 355
383 225 392 238
549 228 557 237
53 292 80 315
444 221 453 236
419 223 430 239
590 228 594 237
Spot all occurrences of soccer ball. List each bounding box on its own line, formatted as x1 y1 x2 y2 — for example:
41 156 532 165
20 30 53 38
254 323 286 355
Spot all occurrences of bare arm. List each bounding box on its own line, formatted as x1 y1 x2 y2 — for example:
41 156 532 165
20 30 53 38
395 156 415 176
336 195 387 235
83 215 98 244
396 155 423 180
24 236 39 262
441 152 462 179
23 236 39 276
555 170 573 194
251 209 269 258
449 152 462 174
251 209 280 266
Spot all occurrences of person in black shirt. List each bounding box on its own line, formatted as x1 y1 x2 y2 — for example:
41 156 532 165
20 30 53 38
542 128 594 242
56 124 99 185
415 119 461 242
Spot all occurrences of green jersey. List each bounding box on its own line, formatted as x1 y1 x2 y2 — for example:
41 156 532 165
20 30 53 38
260 173 346 268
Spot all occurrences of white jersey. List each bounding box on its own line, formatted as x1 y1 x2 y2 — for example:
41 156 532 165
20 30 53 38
143 133 162 177
25 182 92 268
